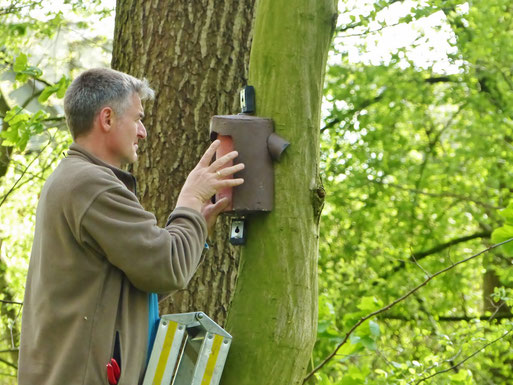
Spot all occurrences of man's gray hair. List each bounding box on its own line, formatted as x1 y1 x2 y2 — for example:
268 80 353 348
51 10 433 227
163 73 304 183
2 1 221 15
64 68 155 139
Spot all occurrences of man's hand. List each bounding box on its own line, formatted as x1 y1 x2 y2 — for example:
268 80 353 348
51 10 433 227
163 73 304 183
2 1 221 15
176 140 244 214
201 197 230 236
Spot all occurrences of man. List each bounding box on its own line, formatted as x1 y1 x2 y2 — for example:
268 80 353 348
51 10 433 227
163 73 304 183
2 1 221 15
18 68 244 385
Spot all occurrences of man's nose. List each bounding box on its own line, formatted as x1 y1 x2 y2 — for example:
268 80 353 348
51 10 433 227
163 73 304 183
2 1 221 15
137 122 147 139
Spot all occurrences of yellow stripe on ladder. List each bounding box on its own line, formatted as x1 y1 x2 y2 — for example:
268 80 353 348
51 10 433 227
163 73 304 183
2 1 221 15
153 321 178 385
201 334 223 385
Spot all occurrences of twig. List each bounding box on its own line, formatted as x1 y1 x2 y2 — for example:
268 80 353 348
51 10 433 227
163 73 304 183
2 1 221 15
487 301 506 322
370 180 498 210
0 1 39 17
0 144 62 202
414 348 462 380
376 231 491 282
413 328 513 384
335 0 405 34
0 300 22 306
42 116 66 123
0 356 17 370
337 20 403 38
0 349 19 354
375 347 394 369
21 89 43 110
410 247 431 277
0 153 42 207
303 237 513 383
0 138 53 208
380 314 513 322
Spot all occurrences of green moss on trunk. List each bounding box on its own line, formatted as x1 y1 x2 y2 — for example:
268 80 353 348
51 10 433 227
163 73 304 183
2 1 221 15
222 1 337 384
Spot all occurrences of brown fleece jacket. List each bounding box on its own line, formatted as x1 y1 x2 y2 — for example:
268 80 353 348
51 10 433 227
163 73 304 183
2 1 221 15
18 143 207 385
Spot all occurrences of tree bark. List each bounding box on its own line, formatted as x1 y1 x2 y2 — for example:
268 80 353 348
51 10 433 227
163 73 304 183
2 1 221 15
112 0 256 325
221 1 337 384
112 0 254 324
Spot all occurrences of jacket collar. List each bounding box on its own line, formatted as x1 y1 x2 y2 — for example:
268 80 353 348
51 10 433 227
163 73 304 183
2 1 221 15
67 143 137 194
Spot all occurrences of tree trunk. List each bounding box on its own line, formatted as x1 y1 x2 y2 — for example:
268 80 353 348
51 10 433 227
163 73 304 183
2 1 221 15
111 0 256 325
483 267 511 315
0 91 13 179
221 1 336 384
0 240 20 370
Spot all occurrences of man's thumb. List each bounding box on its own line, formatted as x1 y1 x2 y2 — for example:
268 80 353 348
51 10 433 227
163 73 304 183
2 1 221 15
211 197 230 214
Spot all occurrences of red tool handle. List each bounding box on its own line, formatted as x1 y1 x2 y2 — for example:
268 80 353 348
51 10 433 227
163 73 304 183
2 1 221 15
107 358 121 385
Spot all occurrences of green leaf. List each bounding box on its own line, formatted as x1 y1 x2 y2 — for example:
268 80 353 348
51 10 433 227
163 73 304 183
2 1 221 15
38 85 58 103
349 334 361 345
22 66 43 78
339 377 364 385
15 72 29 83
498 201 513 225
56 76 70 98
369 320 380 337
13 53 27 72
38 76 70 103
491 225 513 255
1 106 49 151
357 296 381 312
450 369 471 382
337 340 360 357
4 106 28 125
0 127 20 146
359 335 377 351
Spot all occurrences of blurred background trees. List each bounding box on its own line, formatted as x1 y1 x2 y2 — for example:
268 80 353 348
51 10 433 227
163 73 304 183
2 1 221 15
0 1 112 381
317 0 513 383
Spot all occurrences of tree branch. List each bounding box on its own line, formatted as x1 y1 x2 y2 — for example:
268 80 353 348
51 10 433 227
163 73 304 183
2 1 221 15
42 116 66 123
413 328 513 384
303 237 513 383
379 314 513 322
0 1 40 17
0 153 56 201
336 0 405 34
0 356 17 370
0 139 51 208
322 78 462 134
337 20 403 37
321 93 384 133
0 300 23 306
391 231 491 274
424 76 457 84
0 349 19 354
371 180 499 210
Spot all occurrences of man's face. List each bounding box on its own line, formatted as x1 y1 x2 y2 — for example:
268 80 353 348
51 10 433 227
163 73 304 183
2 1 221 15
107 93 146 166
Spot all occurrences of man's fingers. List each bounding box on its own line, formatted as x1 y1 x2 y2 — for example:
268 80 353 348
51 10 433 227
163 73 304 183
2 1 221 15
202 197 230 236
197 140 221 167
218 163 245 178
218 178 244 188
208 150 239 171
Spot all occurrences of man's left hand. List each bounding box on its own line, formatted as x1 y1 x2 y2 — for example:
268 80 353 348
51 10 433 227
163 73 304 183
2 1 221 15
201 197 230 236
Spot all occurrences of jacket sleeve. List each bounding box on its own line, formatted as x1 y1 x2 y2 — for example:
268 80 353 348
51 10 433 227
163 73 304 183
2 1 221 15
79 186 208 293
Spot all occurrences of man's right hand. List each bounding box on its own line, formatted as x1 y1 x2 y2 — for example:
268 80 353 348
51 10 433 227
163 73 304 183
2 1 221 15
176 140 244 213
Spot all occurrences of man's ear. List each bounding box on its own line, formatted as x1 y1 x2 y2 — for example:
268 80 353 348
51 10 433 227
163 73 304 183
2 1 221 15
98 106 114 133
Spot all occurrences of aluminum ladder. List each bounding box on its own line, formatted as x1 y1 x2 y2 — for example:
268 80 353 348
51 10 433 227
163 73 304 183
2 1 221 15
142 312 232 385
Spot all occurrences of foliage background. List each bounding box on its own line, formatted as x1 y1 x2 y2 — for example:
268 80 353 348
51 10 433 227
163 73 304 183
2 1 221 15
2 0 513 384
0 1 112 382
